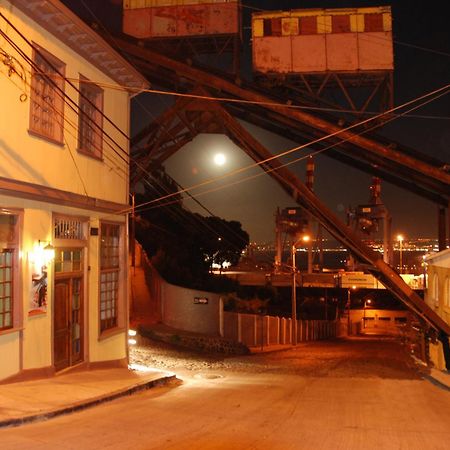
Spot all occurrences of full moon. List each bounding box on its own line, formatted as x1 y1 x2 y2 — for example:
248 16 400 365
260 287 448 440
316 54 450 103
213 153 226 166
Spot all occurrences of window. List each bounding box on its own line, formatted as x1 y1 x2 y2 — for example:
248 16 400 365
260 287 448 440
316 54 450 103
0 250 13 330
299 16 317 35
100 223 121 332
446 277 450 308
0 212 20 331
78 76 103 159
54 216 86 241
54 249 83 274
29 46 65 143
332 15 351 33
263 18 282 36
364 13 383 32
433 274 439 308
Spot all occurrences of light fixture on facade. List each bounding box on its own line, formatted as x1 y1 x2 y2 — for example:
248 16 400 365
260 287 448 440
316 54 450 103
29 240 55 268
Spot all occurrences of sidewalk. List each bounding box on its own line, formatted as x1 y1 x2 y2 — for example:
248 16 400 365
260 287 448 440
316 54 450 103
0 366 176 429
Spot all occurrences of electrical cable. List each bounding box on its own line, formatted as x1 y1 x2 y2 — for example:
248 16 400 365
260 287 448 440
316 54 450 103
127 82 450 214
0 56 129 184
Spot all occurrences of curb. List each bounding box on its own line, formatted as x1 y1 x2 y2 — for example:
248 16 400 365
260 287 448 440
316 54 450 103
0 374 177 429
423 373 450 392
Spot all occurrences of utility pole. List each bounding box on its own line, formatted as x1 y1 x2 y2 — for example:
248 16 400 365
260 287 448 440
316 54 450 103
131 193 136 271
292 243 297 346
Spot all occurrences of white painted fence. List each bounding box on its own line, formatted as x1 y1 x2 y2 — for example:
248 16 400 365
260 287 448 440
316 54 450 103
222 312 338 347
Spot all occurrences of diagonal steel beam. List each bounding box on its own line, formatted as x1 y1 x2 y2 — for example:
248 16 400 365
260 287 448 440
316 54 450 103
107 35 450 189
199 97 450 339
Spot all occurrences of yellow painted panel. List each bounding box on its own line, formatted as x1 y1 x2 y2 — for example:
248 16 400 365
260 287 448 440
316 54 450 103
383 13 392 32
253 19 264 38
318 15 331 34
355 14 364 32
350 14 358 32
282 17 299 36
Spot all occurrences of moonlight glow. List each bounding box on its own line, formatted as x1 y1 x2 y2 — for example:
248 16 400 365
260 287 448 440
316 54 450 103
213 153 226 166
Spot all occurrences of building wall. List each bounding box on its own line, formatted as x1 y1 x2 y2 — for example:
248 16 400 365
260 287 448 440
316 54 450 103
161 282 222 336
425 253 450 370
0 2 130 205
0 2 130 381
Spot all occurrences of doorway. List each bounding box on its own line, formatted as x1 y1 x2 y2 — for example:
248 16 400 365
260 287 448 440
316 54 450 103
53 248 84 371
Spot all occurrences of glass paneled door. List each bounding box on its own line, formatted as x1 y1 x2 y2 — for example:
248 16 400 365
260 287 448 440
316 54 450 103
53 249 83 371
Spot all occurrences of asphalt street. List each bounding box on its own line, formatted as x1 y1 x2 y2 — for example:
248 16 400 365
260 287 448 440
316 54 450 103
1 337 449 450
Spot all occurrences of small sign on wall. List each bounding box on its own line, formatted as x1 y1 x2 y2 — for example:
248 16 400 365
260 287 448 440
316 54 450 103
194 297 208 305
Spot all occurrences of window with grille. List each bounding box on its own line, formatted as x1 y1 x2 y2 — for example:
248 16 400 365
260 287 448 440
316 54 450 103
0 250 14 330
54 217 86 241
29 47 65 143
78 76 103 159
100 223 121 332
0 212 19 331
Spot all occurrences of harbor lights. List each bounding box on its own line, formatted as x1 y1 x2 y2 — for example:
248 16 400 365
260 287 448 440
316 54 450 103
397 234 404 273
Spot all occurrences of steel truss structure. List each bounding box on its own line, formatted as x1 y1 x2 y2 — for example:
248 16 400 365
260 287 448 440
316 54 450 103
103 33 450 365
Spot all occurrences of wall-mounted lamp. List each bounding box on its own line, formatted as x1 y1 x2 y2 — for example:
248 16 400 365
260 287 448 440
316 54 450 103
42 241 55 263
30 240 55 268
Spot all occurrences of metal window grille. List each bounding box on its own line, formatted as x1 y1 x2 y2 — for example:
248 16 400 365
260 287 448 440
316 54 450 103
54 217 85 240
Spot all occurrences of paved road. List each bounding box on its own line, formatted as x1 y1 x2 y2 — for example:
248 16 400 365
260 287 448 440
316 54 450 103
2 337 450 450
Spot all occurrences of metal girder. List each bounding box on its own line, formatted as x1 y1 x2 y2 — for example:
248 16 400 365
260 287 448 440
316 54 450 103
210 102 450 337
105 35 450 192
111 37 450 344
225 103 449 205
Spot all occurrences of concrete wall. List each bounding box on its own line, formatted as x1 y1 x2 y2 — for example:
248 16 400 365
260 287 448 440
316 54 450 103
161 283 222 336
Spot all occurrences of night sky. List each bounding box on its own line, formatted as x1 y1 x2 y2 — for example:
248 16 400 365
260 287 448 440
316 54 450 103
63 0 450 243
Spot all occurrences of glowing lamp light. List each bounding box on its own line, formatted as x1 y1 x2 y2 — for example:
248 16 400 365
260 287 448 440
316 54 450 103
128 338 137 346
302 235 311 243
30 240 55 267
128 329 137 337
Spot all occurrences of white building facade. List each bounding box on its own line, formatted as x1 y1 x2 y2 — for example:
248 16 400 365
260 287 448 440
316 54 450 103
0 0 147 381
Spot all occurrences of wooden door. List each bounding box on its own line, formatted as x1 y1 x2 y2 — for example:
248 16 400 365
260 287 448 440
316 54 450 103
54 280 70 371
54 277 83 371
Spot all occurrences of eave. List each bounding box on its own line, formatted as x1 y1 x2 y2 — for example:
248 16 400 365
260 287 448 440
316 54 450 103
8 0 149 91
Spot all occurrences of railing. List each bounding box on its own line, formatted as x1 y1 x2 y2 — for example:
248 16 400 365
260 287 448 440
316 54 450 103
222 311 338 348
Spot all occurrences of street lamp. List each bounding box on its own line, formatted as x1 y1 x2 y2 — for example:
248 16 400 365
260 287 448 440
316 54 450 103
397 234 404 274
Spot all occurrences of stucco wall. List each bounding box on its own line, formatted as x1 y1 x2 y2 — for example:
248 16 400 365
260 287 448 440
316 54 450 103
0 0 131 380
425 258 450 370
0 2 130 205
161 283 222 336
